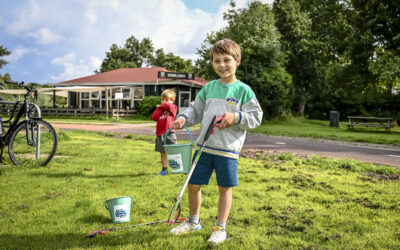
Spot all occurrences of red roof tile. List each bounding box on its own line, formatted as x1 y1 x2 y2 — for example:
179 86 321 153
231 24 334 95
60 67 207 86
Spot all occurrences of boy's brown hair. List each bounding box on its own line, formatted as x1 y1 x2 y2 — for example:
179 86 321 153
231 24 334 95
210 39 241 61
161 89 176 102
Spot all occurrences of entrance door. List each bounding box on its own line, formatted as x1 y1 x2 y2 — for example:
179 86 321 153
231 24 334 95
179 91 191 112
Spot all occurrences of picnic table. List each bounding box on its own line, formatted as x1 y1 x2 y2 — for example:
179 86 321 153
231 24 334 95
347 116 393 131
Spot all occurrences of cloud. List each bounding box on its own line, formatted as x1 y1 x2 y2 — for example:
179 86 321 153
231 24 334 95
51 52 76 65
85 9 97 24
27 27 64 45
89 56 102 70
50 53 100 81
5 1 44 35
6 45 37 62
2 0 276 83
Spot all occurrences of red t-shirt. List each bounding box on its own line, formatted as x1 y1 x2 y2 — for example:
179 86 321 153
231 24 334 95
151 102 178 136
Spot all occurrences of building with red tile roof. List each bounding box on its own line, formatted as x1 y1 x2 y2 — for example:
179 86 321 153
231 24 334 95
52 67 207 111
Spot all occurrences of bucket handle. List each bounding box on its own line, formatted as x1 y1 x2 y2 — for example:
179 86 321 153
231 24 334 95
164 126 193 145
105 196 134 210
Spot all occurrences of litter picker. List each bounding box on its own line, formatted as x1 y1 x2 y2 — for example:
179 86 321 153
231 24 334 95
85 115 223 239
167 115 222 225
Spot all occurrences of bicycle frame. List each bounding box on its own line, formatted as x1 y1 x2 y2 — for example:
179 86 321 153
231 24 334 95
0 100 42 158
0 81 58 166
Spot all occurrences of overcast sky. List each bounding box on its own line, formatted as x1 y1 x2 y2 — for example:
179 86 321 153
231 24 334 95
0 0 273 84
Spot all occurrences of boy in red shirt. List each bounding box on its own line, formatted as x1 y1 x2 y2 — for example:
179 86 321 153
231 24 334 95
151 89 178 176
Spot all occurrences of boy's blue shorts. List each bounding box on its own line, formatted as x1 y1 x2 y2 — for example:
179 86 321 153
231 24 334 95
189 151 238 187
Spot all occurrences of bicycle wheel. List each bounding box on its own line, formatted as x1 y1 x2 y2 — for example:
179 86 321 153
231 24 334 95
8 120 58 166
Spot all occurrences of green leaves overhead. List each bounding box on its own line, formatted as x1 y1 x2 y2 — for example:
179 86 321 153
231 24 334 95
150 48 195 73
0 45 11 70
196 1 291 118
99 36 155 72
98 36 194 74
93 0 400 119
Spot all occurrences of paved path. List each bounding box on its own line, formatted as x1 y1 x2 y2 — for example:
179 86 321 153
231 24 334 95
53 122 400 168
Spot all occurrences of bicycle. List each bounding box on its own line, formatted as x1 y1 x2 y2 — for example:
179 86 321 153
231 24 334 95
0 80 58 166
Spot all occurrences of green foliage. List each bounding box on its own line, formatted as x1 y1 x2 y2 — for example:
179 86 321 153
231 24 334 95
196 1 292 118
252 117 400 146
274 0 322 116
0 130 399 249
98 36 195 74
351 0 400 53
0 45 11 70
139 96 161 116
149 48 195 73
99 36 155 72
368 47 400 95
269 0 400 119
95 1 400 119
0 45 12 86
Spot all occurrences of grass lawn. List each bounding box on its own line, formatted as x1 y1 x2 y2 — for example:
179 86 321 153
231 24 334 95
252 117 400 146
0 130 399 249
43 115 400 146
44 114 152 125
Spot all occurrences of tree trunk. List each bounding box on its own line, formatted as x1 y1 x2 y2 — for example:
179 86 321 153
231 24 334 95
387 81 393 96
299 91 306 116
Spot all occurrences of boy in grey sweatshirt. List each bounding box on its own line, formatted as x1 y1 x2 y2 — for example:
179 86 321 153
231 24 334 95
170 39 263 244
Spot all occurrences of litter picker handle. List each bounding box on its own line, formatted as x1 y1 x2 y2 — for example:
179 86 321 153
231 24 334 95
175 115 217 199
202 115 217 145
167 116 218 225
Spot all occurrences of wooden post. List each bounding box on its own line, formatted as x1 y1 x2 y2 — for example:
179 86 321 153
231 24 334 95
53 90 56 108
105 86 109 117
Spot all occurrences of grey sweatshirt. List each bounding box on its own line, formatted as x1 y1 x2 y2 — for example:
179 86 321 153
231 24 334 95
178 79 263 159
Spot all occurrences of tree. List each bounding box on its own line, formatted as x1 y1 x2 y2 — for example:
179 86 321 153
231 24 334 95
99 36 155 72
273 0 322 116
351 0 400 54
150 48 195 73
98 36 196 74
0 45 12 86
196 1 291 118
0 45 11 70
369 48 400 95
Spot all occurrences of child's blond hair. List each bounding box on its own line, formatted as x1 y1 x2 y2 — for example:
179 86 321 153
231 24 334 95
210 39 241 61
161 89 176 102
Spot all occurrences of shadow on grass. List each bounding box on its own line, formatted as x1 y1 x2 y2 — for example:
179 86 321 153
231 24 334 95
81 213 111 224
29 172 152 179
345 128 399 134
0 226 179 249
0 231 155 249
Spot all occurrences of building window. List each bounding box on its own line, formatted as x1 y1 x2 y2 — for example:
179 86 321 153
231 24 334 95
79 87 144 109
122 88 131 99
133 87 144 109
134 87 143 99
81 100 89 108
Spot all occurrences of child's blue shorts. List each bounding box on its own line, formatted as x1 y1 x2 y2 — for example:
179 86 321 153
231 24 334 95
189 151 238 187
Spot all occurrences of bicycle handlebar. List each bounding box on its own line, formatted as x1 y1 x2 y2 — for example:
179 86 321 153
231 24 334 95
4 80 37 93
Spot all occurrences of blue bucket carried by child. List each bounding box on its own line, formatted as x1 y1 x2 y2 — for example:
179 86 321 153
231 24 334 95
163 126 194 174
105 196 134 224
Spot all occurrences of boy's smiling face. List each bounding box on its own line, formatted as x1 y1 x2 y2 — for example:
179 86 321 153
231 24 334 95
211 53 240 84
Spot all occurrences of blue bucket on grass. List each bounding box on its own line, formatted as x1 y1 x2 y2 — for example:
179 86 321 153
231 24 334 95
163 126 193 174
105 196 134 224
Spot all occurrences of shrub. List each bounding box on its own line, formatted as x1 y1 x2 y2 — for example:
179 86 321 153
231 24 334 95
139 96 160 116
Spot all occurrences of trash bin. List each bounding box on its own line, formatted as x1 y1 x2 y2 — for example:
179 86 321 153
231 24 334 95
329 111 340 127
